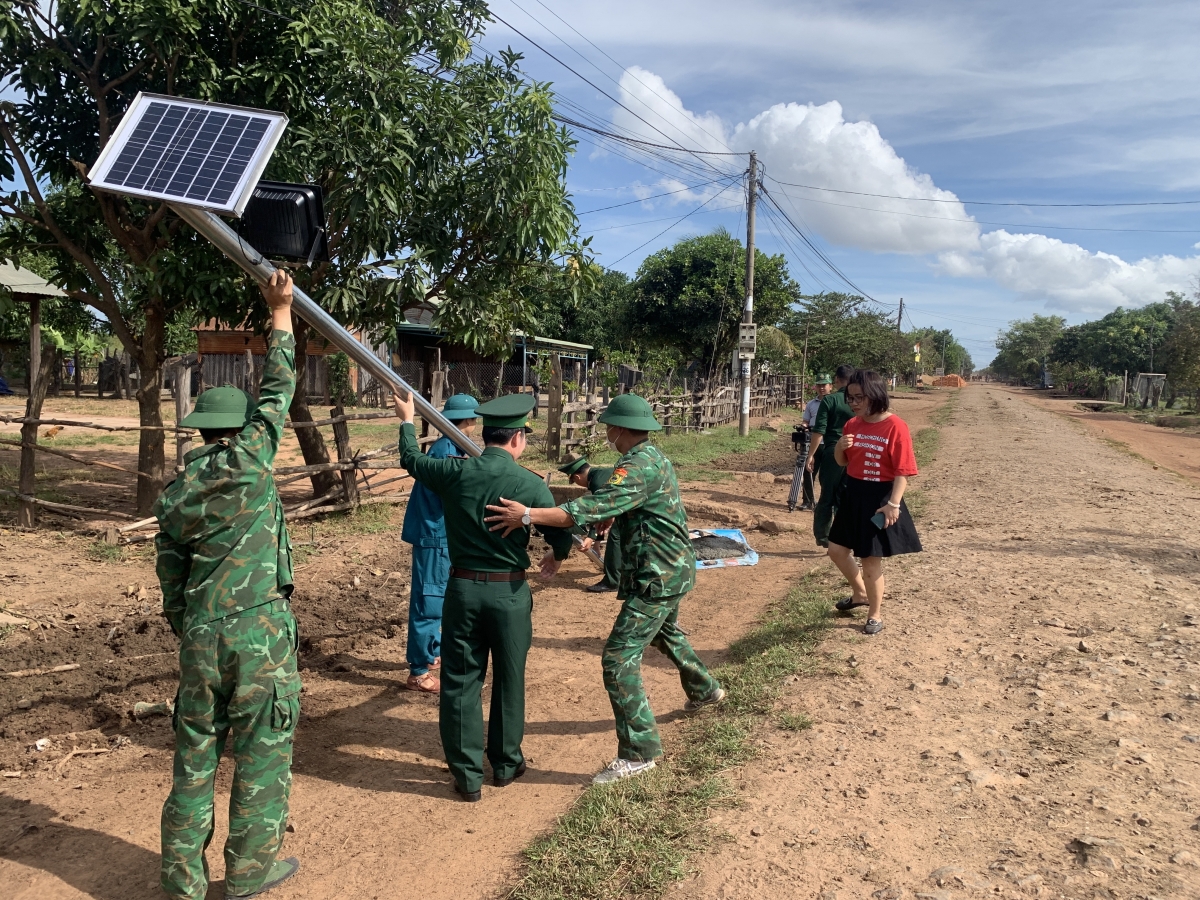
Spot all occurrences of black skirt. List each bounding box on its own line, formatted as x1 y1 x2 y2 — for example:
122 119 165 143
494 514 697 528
827 476 922 558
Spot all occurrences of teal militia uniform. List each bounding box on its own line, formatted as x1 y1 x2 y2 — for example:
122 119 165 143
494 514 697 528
586 466 623 588
398 396 572 794
401 395 477 677
811 386 854 547
563 441 720 762
154 331 300 900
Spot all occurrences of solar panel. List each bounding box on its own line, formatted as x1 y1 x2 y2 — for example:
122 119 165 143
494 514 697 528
88 93 288 217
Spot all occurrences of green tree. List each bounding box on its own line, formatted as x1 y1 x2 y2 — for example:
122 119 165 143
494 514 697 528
781 292 903 377
0 0 581 512
626 229 800 377
990 315 1065 384
908 327 973 378
1050 305 1171 375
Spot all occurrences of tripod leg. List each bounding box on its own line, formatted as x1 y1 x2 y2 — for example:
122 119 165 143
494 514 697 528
787 460 804 512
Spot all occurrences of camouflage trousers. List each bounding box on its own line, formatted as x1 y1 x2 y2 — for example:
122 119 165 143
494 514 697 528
602 593 719 761
161 598 301 900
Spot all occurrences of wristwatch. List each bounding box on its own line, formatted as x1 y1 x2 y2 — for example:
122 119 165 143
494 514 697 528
521 506 532 526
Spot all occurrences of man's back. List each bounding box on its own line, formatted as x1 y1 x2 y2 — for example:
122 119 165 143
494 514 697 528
154 331 296 632
399 433 571 571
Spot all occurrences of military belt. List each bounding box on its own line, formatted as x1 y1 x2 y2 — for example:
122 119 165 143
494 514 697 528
450 567 527 583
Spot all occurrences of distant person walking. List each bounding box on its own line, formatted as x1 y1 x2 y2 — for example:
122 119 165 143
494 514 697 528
827 369 922 635
806 365 855 546
798 374 832 511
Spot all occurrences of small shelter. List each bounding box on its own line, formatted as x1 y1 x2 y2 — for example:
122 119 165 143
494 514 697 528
0 262 66 526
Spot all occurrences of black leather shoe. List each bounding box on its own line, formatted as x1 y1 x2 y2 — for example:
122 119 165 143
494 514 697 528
494 760 527 788
453 782 482 802
586 580 616 593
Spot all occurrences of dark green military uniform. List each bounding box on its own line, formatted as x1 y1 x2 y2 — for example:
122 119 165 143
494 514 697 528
563 437 720 762
811 385 854 547
399 396 572 795
154 331 299 900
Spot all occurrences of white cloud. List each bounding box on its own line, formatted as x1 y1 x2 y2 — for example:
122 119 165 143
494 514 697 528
614 67 979 255
609 66 1200 314
941 231 1200 312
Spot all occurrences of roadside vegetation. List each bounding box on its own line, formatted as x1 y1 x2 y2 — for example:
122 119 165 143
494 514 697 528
509 574 835 900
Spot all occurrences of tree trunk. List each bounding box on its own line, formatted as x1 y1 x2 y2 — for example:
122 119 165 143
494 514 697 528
133 302 167 517
18 341 56 527
290 321 338 498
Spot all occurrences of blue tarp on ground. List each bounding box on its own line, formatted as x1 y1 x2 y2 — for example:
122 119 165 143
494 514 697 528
693 528 758 570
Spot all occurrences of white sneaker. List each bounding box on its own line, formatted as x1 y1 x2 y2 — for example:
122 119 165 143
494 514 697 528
592 757 656 785
684 687 726 713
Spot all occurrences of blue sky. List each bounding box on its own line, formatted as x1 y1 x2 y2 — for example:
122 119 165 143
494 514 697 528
480 0 1200 363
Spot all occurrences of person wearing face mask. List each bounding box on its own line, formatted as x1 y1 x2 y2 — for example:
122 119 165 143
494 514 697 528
828 369 922 635
485 393 724 786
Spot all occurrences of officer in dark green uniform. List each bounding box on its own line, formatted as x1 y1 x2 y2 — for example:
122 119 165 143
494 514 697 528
394 390 573 802
806 364 856 547
558 455 621 592
487 394 723 785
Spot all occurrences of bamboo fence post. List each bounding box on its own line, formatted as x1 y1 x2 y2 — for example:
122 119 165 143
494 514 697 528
175 361 193 470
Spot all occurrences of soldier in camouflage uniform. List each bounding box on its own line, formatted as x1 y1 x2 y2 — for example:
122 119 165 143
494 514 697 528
487 394 724 784
154 270 301 900
558 455 621 592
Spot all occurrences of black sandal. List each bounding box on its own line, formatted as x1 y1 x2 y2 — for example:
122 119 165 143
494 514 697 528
835 597 868 612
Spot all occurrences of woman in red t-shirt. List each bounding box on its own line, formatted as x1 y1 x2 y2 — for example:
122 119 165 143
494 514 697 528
828 369 922 635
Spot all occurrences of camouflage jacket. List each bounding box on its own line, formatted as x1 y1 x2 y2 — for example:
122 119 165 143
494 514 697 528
562 442 694 599
154 331 296 635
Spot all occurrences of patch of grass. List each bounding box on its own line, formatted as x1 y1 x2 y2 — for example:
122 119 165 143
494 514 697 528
313 502 394 538
509 574 835 900
778 712 813 732
911 427 941 471
904 393 955 520
86 540 126 563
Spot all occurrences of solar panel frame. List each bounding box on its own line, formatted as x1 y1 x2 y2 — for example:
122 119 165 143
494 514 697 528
88 93 288 217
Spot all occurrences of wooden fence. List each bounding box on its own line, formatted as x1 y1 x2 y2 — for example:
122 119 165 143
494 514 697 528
541 353 800 462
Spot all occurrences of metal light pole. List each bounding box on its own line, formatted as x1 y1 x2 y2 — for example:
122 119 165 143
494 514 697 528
173 205 474 454
738 152 757 436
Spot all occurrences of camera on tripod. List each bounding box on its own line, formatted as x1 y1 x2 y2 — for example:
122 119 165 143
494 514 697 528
790 423 809 448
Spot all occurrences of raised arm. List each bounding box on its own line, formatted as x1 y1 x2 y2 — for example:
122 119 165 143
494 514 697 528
394 390 458 494
239 271 297 462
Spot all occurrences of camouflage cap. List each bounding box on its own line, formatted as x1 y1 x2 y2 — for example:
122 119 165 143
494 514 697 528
180 386 253 430
814 373 833 385
597 393 661 431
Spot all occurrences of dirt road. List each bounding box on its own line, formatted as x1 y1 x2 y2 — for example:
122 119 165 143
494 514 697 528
673 386 1200 899
0 421 833 899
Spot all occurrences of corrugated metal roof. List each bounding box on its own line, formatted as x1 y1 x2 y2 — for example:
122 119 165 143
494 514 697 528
0 262 65 298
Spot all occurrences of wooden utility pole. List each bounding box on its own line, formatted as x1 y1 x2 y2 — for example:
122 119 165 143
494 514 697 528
738 151 757 437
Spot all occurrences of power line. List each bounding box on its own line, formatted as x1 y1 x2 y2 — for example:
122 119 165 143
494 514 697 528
488 11 736 178
552 114 744 156
589 201 743 231
522 0 738 155
769 178 1200 209
577 177 734 214
609 180 743 266
769 186 1200 234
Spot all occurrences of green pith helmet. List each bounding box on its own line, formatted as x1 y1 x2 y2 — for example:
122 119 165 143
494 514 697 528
597 393 662 431
442 393 479 421
180 386 253 430
475 393 536 431
814 373 833 385
558 454 589 477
